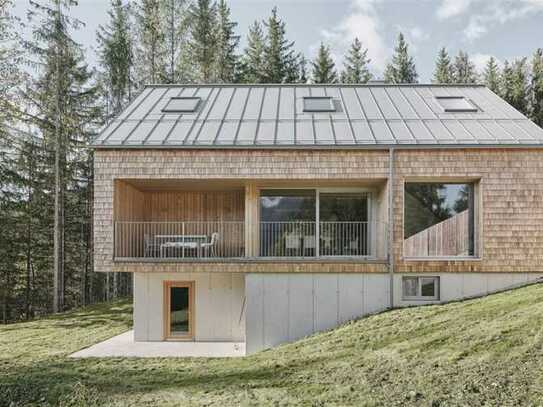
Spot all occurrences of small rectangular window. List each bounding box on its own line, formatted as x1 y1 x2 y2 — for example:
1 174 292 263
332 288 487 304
404 182 475 258
303 96 336 112
162 97 201 113
402 276 440 300
435 96 477 112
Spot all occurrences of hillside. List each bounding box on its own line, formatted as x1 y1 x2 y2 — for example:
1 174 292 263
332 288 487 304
1 284 543 406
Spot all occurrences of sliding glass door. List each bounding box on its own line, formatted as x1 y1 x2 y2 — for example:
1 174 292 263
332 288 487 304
259 189 370 257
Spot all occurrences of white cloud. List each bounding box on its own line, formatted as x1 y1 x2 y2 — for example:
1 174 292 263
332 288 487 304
436 0 474 19
318 0 388 73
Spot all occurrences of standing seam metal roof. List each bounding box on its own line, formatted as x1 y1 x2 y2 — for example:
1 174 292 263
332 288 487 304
91 84 543 148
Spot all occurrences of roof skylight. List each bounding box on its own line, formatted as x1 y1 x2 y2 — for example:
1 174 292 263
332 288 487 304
303 96 336 112
162 97 201 113
435 96 478 113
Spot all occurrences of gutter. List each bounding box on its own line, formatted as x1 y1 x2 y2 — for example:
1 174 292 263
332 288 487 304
388 147 395 309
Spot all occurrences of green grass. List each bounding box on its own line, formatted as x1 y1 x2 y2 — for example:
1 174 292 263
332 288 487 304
2 285 543 406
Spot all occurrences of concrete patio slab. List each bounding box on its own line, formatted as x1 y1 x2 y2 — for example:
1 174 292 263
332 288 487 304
69 331 245 358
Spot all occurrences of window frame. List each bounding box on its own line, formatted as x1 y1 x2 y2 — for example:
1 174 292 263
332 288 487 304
435 96 478 113
402 276 440 301
302 96 336 112
402 180 479 260
162 97 202 113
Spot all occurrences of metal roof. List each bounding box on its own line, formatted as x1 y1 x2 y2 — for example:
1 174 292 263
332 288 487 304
91 84 543 149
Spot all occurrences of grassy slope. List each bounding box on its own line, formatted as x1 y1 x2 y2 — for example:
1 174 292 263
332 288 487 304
1 285 543 406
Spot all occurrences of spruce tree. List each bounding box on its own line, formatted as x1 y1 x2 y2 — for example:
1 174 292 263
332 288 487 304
134 0 166 85
530 49 543 126
482 56 501 94
311 43 337 84
26 0 101 312
501 59 529 115
433 47 453 84
453 51 477 84
240 21 265 83
341 38 372 84
97 0 134 116
187 0 218 83
384 33 418 84
213 0 239 83
160 0 189 83
297 53 308 83
262 7 296 83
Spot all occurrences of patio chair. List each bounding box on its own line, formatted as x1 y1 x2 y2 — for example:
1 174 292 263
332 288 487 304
144 234 160 258
303 235 316 256
200 232 219 257
285 232 301 256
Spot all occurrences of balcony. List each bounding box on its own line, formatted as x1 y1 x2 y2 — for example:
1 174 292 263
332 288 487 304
112 180 388 262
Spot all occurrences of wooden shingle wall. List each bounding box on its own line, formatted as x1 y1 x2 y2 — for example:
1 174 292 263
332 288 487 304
94 148 543 274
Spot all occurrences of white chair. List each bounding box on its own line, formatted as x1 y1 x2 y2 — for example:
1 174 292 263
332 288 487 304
303 235 316 256
200 232 219 257
144 234 160 258
285 232 301 256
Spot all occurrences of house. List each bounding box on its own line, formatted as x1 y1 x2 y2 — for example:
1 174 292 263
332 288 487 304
92 84 543 354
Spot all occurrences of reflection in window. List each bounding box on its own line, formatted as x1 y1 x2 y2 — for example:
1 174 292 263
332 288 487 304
402 276 440 300
404 183 474 257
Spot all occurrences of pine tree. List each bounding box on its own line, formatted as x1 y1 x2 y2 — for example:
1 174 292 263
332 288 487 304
240 21 265 83
97 0 134 116
453 51 477 84
134 0 165 85
433 47 453 84
26 0 101 313
186 0 218 83
160 0 189 83
482 56 501 94
501 59 529 115
341 38 372 84
530 49 543 126
262 7 296 83
311 43 337 84
213 0 239 83
297 53 308 83
384 33 418 84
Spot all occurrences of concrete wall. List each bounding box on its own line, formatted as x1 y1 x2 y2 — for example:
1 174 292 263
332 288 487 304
133 272 245 342
393 272 543 307
245 273 390 354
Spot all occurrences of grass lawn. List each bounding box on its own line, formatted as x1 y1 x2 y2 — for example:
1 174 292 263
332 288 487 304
1 284 543 406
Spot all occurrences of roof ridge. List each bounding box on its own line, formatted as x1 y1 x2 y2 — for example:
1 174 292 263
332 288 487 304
143 83 488 88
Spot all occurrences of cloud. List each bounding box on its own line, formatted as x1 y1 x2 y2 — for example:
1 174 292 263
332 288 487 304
318 0 388 73
436 0 474 19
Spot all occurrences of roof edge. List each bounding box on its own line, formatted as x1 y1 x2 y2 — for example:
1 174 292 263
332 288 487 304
143 83 488 88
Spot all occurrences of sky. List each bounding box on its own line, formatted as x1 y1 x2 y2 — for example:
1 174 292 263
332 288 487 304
11 0 543 82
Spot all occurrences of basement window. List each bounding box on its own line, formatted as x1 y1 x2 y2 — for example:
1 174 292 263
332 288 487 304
303 96 336 112
435 96 478 113
402 276 440 301
162 97 201 113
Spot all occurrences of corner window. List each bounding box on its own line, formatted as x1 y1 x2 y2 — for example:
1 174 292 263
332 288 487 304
404 182 475 257
402 276 440 300
303 97 336 112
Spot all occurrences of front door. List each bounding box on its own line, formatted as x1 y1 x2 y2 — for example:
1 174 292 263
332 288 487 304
164 281 194 340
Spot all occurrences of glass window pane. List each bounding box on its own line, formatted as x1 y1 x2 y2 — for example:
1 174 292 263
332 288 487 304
404 183 474 257
435 96 477 112
319 193 369 256
170 286 189 335
303 97 335 112
420 278 437 297
402 277 418 298
162 97 201 113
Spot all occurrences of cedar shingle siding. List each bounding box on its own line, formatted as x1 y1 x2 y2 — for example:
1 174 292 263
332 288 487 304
94 148 543 274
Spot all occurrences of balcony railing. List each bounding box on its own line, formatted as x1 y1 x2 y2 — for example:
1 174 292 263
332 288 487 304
114 221 245 260
113 220 387 261
259 221 387 259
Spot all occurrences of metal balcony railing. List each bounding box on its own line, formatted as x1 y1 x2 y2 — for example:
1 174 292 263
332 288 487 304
114 221 245 260
259 221 388 259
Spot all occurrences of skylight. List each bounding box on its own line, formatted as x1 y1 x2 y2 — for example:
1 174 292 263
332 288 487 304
435 96 478 113
162 97 201 113
303 96 336 112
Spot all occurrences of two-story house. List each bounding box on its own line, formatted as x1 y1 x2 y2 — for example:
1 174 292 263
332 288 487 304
92 84 543 354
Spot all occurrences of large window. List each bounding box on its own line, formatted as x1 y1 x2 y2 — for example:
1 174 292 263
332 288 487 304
404 183 475 257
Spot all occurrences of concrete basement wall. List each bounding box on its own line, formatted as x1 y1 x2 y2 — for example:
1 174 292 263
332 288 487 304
133 272 245 342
